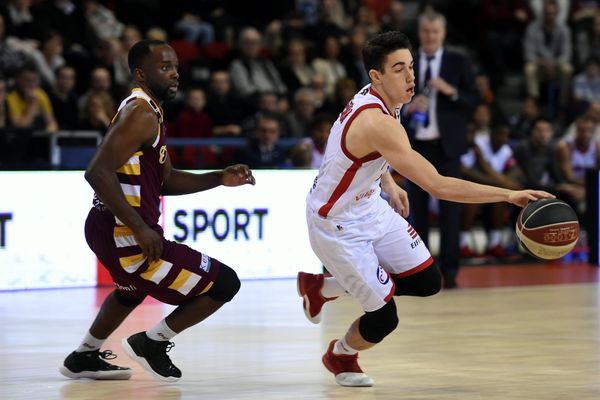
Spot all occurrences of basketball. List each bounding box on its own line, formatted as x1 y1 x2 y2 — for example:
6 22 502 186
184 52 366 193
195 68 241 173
515 199 580 260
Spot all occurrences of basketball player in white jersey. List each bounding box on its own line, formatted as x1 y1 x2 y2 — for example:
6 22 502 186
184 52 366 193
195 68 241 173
556 115 600 185
297 31 553 387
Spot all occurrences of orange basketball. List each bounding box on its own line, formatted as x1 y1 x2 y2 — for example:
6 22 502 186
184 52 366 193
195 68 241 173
515 199 580 260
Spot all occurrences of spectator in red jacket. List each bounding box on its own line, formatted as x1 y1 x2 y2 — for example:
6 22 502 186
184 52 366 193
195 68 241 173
172 88 215 168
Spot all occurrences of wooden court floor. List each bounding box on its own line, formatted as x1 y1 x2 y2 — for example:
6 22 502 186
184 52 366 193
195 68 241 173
1 263 599 400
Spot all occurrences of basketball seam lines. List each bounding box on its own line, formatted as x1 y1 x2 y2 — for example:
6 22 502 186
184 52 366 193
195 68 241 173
521 203 573 229
519 221 578 231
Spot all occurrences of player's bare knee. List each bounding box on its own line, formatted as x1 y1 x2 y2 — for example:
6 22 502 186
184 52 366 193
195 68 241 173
206 262 240 303
358 300 399 343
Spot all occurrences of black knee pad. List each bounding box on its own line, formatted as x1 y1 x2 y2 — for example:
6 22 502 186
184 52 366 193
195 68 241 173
113 289 146 307
206 262 240 302
358 299 399 343
394 264 442 297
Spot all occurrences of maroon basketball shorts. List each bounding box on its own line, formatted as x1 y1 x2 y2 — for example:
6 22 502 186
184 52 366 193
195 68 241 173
85 208 219 305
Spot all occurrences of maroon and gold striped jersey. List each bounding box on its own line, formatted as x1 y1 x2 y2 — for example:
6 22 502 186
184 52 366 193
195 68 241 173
93 88 167 228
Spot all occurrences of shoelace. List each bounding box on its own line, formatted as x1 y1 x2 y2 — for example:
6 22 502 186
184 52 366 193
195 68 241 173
164 342 175 353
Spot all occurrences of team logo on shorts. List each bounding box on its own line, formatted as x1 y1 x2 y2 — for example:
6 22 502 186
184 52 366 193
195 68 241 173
200 254 211 272
376 266 389 285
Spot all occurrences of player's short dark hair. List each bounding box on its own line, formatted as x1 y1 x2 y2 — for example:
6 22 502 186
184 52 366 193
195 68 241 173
362 31 412 73
127 39 167 74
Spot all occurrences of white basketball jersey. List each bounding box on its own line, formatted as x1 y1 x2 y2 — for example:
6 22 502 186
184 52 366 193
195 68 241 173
307 84 398 220
566 137 598 179
475 136 514 173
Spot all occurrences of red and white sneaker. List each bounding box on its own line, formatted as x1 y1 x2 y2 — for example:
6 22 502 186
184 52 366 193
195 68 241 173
297 272 337 324
322 340 374 387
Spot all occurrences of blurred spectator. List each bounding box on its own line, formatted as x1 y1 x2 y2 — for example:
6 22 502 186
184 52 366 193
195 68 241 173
205 70 248 137
0 78 11 128
574 10 600 68
571 56 600 111
83 0 124 41
174 12 215 47
6 65 58 132
237 112 288 168
278 39 316 98
513 117 583 202
285 87 316 138
172 88 214 168
354 5 380 37
32 0 90 49
513 118 559 192
263 20 285 60
309 73 328 110
27 30 65 87
460 124 523 258
295 113 333 169
229 27 287 100
475 72 496 108
322 77 357 114
341 28 369 88
121 25 142 52
78 66 114 115
556 115 600 187
0 13 27 79
508 96 541 140
381 0 403 29
477 0 531 89
3 0 36 39
241 91 288 137
48 65 78 129
92 39 130 99
570 0 600 29
305 0 348 42
563 101 600 139
529 0 570 24
79 91 112 133
288 141 312 168
473 104 493 140
146 26 168 42
523 0 573 112
312 35 346 96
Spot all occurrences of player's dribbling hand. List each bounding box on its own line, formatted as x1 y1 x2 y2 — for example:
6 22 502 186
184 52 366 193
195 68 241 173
222 164 256 186
133 225 163 262
507 189 555 208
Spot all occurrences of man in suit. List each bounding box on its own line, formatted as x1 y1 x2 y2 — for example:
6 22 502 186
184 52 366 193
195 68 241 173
404 12 479 288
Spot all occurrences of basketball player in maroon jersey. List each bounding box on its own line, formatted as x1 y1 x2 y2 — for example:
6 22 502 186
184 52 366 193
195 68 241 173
60 40 255 382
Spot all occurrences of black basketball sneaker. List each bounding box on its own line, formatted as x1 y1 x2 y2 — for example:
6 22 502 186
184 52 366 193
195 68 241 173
121 332 182 382
59 349 133 380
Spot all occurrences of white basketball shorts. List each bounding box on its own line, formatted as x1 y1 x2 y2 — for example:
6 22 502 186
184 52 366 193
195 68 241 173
307 203 433 312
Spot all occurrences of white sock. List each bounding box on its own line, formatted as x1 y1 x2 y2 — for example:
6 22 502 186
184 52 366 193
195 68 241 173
321 277 347 299
76 331 105 352
334 336 359 355
460 231 471 248
488 230 502 248
146 319 178 342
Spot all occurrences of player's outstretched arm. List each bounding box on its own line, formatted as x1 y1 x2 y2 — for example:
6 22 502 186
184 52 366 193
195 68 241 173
162 159 256 195
366 114 554 207
85 100 164 261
